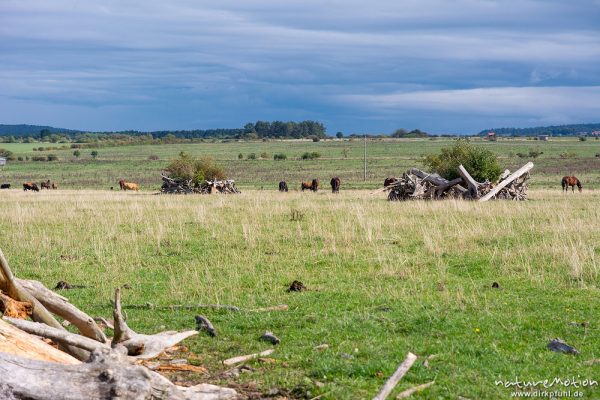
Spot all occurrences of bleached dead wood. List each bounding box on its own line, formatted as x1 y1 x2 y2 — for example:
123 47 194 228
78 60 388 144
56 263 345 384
0 319 79 365
479 162 534 202
112 288 198 359
0 349 237 400
223 349 275 366
457 164 480 199
395 381 435 399
17 278 107 343
4 317 108 354
0 249 89 360
373 352 418 400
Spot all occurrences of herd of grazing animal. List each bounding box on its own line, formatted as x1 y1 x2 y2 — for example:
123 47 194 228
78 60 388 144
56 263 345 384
3 173 587 195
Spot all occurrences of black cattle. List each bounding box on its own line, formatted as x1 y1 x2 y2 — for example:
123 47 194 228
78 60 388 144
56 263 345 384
0 184 10 189
278 181 288 192
330 177 341 193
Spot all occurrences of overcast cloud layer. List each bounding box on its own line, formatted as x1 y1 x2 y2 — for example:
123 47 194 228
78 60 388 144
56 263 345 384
1 0 599 134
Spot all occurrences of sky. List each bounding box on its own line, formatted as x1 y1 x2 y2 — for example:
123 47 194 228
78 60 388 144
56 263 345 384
1 0 600 135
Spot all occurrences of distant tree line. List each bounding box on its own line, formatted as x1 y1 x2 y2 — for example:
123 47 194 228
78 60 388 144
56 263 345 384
479 123 600 137
0 121 327 141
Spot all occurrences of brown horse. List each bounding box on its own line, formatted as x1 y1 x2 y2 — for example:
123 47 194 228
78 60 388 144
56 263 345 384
562 176 582 192
301 179 319 192
330 177 340 193
40 180 51 190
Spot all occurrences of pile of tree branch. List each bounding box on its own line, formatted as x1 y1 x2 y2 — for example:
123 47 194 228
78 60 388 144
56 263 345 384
161 173 240 195
0 248 237 400
386 162 533 202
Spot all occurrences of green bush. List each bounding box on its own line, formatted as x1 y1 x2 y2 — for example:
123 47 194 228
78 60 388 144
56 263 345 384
47 154 59 161
0 149 14 158
301 152 321 160
273 153 287 160
422 139 501 182
238 153 243 160
165 152 225 184
247 153 257 160
260 152 269 159
579 136 587 141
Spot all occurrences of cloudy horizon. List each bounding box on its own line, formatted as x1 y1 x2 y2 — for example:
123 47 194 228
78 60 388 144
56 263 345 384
1 0 599 134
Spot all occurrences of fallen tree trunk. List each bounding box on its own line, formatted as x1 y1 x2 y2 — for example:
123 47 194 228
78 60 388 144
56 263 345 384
479 162 534 202
0 349 237 400
0 319 79 365
17 278 107 343
0 249 89 360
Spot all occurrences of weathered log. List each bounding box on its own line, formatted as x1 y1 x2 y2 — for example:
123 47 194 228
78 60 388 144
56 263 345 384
4 317 108 354
0 249 89 360
17 278 107 343
395 381 435 399
223 349 275 366
408 168 450 186
457 164 480 199
0 349 237 400
0 319 79 364
373 352 418 400
112 288 198 359
479 162 534 202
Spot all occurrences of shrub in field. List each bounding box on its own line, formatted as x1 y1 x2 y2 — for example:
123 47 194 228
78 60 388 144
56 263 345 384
311 136 320 142
73 150 81 158
273 153 287 160
560 152 577 159
579 136 587 141
91 150 99 159
32 156 48 161
301 152 321 160
422 139 501 182
260 152 269 159
238 153 243 160
165 152 225 184
47 154 59 161
247 153 257 160
528 149 543 158
0 149 13 158
148 155 159 161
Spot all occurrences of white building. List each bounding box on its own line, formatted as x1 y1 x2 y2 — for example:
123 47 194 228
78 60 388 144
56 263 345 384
0 157 6 166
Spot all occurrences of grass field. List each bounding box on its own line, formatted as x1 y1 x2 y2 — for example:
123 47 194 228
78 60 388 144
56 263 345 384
2 137 600 190
0 189 598 399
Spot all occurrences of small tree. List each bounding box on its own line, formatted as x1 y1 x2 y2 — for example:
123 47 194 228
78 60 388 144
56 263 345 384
247 153 257 160
91 150 99 159
238 153 243 160
336 132 344 139
73 150 81 158
165 152 225 185
422 139 501 182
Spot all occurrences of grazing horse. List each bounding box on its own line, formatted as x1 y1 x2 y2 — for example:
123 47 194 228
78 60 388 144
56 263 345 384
301 179 319 192
0 183 10 189
330 177 341 193
384 177 398 187
40 180 51 190
562 176 582 193
118 179 139 191
23 182 40 192
278 181 288 192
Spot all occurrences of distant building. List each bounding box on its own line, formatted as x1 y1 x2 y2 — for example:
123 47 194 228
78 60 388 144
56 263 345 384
591 130 600 136
538 135 549 141
0 157 6 166
486 131 497 141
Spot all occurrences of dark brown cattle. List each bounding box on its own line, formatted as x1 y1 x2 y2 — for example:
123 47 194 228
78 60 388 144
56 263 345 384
0 184 10 189
562 176 582 192
384 177 399 187
301 179 319 192
279 181 288 192
23 182 39 192
40 180 51 190
330 177 341 193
